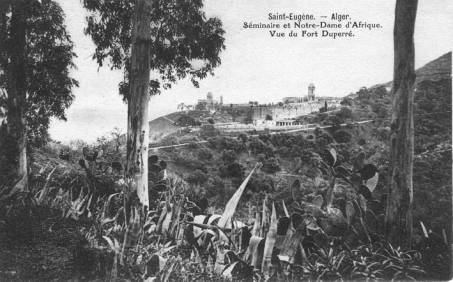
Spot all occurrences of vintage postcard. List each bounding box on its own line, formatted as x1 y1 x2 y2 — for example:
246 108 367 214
0 0 451 280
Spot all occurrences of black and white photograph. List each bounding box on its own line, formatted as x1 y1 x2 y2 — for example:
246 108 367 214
0 0 452 280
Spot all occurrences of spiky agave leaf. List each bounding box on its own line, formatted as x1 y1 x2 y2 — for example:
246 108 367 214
262 203 277 280
218 164 259 229
278 218 306 264
169 199 182 238
260 194 270 237
345 200 355 225
244 236 264 269
365 172 379 192
222 260 254 280
282 200 289 217
161 203 173 236
251 211 261 237
146 253 168 277
243 210 264 265
36 166 57 205
101 192 120 220
156 201 168 233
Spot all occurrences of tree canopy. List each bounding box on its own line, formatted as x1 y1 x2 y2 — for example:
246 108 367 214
83 0 225 101
0 0 78 146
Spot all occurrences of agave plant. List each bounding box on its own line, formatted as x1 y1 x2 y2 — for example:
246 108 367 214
304 245 348 281
346 241 425 281
64 187 93 220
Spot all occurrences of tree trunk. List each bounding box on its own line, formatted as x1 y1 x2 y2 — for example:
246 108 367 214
385 0 418 248
125 0 152 207
6 0 28 191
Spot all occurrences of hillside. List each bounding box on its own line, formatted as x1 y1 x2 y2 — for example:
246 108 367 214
153 52 451 185
374 51 451 89
349 52 451 149
415 52 451 83
150 51 451 248
337 52 452 259
149 107 252 143
148 115 179 143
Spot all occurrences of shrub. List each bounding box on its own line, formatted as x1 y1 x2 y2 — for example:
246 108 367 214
187 142 199 149
186 169 209 185
247 173 275 194
258 134 270 143
315 131 334 148
341 97 353 106
336 107 353 121
290 144 303 157
219 162 243 178
249 137 273 157
197 148 213 160
237 133 248 143
333 130 352 143
173 152 206 172
175 114 201 126
199 124 219 138
262 157 281 174
216 136 245 152
205 176 225 198
371 102 389 118
276 146 290 157
221 149 237 164
374 85 388 98
357 87 372 100
256 153 266 163
375 126 390 141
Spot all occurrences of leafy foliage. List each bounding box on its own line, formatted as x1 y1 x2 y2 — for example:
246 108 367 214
186 169 208 185
262 157 281 173
0 0 78 146
414 78 452 153
83 0 225 100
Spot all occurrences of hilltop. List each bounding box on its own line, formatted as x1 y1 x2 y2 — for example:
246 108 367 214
149 107 252 143
373 51 451 89
414 52 451 83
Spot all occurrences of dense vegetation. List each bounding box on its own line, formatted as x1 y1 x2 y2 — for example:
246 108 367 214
3 59 450 279
146 55 451 280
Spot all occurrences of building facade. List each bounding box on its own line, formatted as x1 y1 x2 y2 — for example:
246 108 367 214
193 84 342 126
252 84 341 125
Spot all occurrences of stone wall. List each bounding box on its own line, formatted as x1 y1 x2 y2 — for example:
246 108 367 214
251 101 321 121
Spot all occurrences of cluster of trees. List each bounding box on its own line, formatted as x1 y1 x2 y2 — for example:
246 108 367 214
1 0 226 208
0 0 78 187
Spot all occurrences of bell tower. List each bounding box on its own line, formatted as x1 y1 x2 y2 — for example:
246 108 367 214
307 83 315 101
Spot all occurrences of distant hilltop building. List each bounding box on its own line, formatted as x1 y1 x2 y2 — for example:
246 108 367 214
195 92 223 112
308 83 315 100
252 83 341 126
189 84 342 125
282 83 316 104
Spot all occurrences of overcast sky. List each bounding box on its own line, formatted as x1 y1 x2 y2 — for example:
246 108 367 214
49 0 453 142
